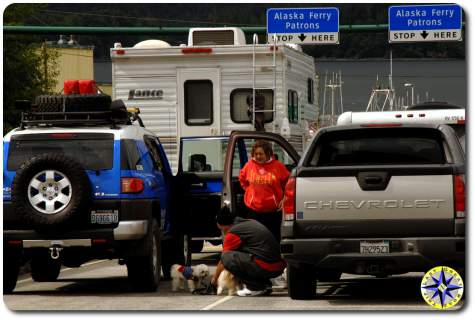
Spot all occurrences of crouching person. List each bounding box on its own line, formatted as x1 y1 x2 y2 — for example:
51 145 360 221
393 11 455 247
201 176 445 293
211 207 286 297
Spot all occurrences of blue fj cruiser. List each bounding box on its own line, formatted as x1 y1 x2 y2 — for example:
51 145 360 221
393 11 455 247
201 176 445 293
3 95 180 293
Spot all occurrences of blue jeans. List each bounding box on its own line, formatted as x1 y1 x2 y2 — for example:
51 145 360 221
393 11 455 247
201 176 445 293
221 251 282 291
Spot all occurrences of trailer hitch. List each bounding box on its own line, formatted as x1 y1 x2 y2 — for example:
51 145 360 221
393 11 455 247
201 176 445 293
49 246 63 260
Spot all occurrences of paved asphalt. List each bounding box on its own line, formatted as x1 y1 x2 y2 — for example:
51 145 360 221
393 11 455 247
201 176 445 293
2 244 464 312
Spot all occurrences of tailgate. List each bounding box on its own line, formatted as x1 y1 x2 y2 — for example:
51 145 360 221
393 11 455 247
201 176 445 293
295 169 454 237
295 127 461 238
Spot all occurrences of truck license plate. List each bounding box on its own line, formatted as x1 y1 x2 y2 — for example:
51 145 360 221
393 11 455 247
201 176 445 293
360 240 389 254
91 210 119 224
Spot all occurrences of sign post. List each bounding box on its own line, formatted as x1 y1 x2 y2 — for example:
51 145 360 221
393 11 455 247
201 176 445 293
388 4 462 43
267 7 339 45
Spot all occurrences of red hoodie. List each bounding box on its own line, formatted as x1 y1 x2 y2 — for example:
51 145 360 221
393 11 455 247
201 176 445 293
239 158 290 213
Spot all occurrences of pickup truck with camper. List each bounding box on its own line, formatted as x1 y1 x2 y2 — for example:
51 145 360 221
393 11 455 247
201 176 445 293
337 104 465 151
3 92 181 293
221 124 465 300
111 27 319 258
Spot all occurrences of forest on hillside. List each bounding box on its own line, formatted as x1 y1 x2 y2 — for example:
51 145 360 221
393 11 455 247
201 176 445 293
4 3 466 60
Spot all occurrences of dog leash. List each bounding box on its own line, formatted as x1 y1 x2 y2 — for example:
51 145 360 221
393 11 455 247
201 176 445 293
192 284 217 295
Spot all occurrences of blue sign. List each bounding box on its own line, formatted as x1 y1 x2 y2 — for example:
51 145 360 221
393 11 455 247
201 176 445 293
389 4 462 30
388 4 462 42
267 7 339 44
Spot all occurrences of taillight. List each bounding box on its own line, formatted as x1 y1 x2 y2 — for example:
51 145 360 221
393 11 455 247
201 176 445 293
181 48 212 54
92 239 107 245
454 175 465 218
49 133 76 139
7 240 22 247
283 177 296 221
121 178 144 193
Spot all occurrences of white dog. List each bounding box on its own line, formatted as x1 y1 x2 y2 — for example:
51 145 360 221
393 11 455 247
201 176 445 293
170 264 209 292
217 269 242 296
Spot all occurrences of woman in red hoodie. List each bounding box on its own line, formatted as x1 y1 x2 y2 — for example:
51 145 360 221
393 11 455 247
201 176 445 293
239 140 290 241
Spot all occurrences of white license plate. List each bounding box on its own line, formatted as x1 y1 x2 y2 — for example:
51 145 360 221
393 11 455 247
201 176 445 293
91 210 119 224
360 240 390 254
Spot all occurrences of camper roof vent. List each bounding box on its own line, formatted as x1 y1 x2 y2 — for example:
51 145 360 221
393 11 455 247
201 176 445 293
285 43 303 52
188 28 246 46
133 39 171 48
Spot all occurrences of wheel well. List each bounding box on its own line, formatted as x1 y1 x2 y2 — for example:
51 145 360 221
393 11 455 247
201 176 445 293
152 200 161 229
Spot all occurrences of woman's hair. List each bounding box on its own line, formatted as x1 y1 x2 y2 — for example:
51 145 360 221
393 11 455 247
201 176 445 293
251 140 273 158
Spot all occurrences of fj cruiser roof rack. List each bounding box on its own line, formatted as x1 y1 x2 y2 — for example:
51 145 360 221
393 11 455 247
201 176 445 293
19 105 144 130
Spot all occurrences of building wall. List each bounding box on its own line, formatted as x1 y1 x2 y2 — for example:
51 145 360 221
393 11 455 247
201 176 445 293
54 47 94 93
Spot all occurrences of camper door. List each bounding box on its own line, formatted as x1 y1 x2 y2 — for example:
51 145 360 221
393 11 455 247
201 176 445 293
177 68 221 137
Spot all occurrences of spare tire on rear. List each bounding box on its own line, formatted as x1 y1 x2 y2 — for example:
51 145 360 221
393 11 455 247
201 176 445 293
11 154 91 228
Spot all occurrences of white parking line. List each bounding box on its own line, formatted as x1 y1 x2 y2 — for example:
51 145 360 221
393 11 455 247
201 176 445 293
17 259 109 284
201 295 234 310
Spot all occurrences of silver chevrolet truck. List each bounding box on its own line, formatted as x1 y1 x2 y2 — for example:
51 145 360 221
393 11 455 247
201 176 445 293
280 124 465 300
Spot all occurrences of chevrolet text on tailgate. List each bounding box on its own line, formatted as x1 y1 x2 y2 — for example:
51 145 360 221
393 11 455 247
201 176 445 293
280 124 465 300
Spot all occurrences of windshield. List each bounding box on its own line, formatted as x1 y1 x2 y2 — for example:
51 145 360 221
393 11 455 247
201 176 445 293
181 138 228 172
7 133 114 171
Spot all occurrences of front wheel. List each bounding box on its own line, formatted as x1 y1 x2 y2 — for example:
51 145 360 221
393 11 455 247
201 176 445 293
161 235 183 280
287 263 317 300
127 219 162 292
191 240 204 253
4 252 21 293
31 252 62 282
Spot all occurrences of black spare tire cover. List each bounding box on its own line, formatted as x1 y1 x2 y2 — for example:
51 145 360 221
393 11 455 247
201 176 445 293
11 154 91 227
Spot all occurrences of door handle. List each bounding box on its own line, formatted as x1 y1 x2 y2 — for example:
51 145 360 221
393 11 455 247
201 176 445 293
190 183 205 188
357 172 390 191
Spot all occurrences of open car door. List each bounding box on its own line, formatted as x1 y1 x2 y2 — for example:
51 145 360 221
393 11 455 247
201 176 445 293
222 131 300 215
176 136 229 264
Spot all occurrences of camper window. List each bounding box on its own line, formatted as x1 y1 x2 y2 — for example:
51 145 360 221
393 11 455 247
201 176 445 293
230 89 274 123
288 90 299 124
307 78 314 104
184 80 213 125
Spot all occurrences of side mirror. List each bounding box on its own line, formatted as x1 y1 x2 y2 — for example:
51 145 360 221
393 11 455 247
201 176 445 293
189 154 207 172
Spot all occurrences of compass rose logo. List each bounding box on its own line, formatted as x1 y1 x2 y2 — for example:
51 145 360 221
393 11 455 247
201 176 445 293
420 266 464 309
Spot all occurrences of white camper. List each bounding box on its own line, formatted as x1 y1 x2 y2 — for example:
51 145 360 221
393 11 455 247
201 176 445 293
111 28 318 172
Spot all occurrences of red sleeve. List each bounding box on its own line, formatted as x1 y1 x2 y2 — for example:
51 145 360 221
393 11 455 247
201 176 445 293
278 161 290 187
223 232 242 252
239 163 250 190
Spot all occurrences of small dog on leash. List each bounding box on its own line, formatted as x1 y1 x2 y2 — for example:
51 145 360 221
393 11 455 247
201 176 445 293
217 269 242 296
170 264 210 292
